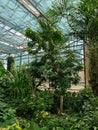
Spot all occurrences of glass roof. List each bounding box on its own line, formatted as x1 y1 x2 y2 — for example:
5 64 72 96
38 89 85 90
0 0 39 33
0 0 40 55
0 0 83 60
30 0 54 13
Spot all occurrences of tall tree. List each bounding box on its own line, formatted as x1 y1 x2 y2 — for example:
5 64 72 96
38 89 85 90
25 20 82 112
47 0 98 95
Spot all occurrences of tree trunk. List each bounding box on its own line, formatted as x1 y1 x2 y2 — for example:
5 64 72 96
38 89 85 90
88 44 98 96
60 95 63 113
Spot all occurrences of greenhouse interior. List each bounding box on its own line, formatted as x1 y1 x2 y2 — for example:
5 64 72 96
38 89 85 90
0 0 98 129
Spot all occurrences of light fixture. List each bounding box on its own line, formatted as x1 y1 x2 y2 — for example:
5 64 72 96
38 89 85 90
19 0 40 17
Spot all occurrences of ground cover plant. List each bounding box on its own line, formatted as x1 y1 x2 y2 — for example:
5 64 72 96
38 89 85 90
0 82 98 130
0 59 98 129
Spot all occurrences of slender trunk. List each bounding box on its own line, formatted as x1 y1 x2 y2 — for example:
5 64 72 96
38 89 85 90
60 95 63 113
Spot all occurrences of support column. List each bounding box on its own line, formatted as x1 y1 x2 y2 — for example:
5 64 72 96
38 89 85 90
20 51 22 67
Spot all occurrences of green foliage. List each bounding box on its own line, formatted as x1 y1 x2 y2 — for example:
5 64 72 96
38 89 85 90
47 0 98 41
32 88 98 130
47 0 98 95
0 63 33 102
6 66 35 99
25 20 82 95
25 19 82 114
52 88 98 114
1 120 22 130
1 86 98 130
15 95 34 119
38 91 54 111
64 88 98 113
0 64 13 99
72 0 98 94
1 2 98 128
15 91 54 119
0 89 17 128
0 60 4 69
0 102 16 123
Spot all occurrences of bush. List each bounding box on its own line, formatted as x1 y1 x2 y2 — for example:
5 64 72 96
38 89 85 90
63 88 98 113
16 91 54 119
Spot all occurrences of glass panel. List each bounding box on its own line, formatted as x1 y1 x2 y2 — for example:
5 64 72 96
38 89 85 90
0 25 28 46
0 0 39 34
56 17 71 34
30 0 55 13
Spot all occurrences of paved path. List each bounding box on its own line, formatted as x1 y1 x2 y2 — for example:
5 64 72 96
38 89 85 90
68 85 84 92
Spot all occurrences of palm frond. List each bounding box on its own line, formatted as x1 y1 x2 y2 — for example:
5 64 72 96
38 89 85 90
46 0 69 24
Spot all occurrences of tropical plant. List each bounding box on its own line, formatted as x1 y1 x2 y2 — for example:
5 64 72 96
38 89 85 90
0 83 17 129
0 61 13 98
7 65 33 99
25 20 82 112
47 0 98 95
16 91 54 119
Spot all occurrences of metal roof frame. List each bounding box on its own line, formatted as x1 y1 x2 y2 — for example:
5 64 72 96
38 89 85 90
0 0 83 60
